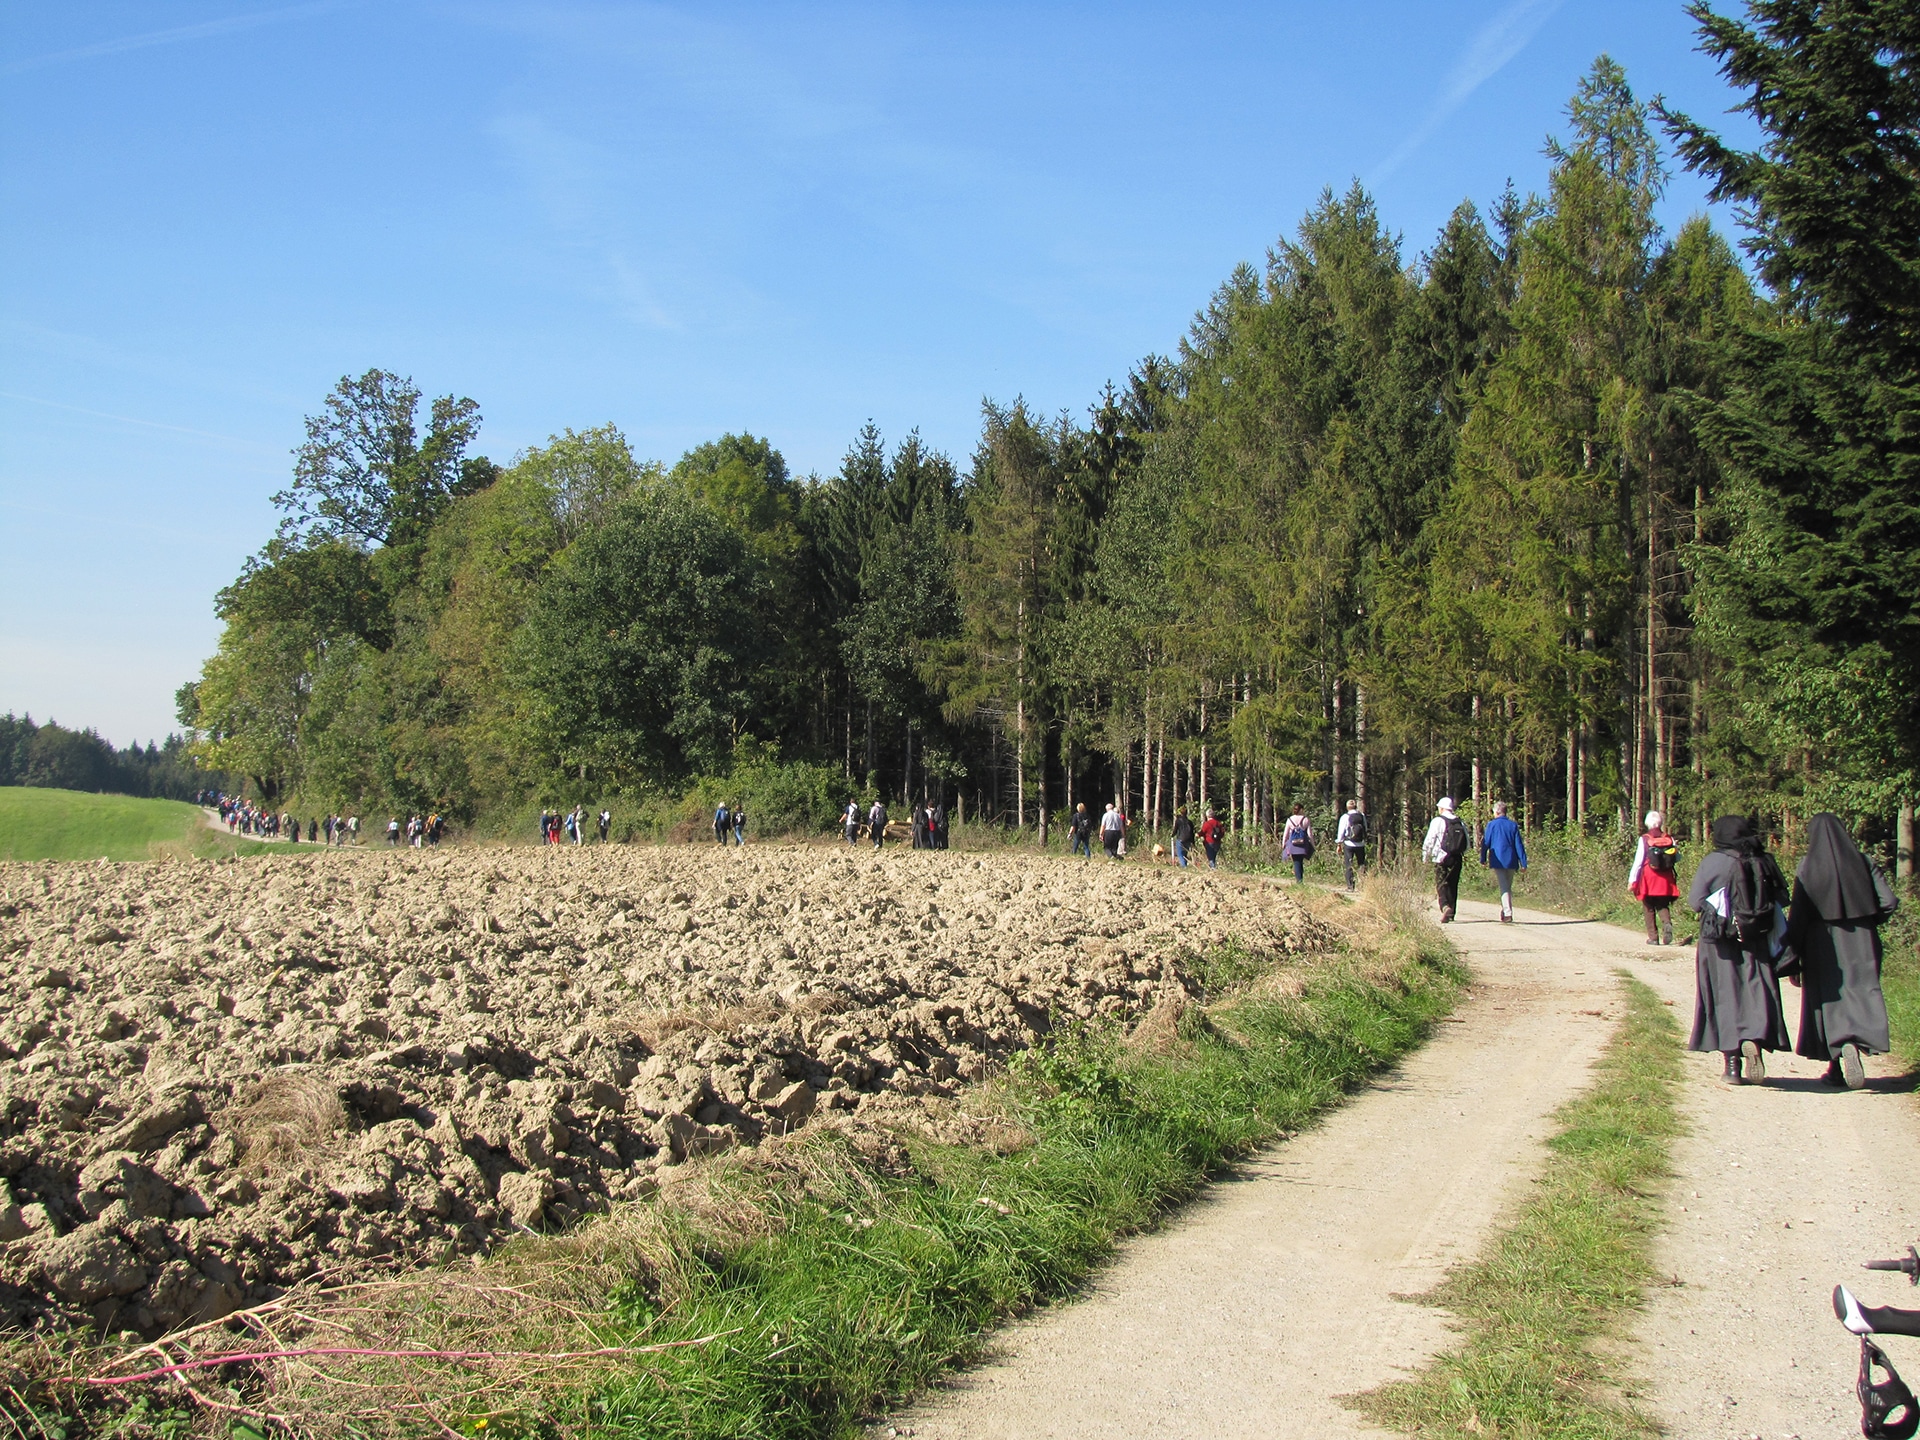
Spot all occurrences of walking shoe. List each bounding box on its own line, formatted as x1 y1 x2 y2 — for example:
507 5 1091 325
1840 1042 1866 1090
1500 912 1513 924
1723 1052 1743 1085
1822 1062 1847 1087
1439 907 1454 923
1740 1040 1767 1085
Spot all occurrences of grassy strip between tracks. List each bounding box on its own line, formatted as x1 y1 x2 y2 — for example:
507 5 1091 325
1879 906 1920 1073
1355 971 1683 1440
12 887 1460 1440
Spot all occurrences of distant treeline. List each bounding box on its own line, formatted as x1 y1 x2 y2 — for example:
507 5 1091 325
177 13 1919 864
0 714 224 803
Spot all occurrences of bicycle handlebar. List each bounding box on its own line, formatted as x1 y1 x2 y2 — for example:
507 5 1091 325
1865 1248 1920 1283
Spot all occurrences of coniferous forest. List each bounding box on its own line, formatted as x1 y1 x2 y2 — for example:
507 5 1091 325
178 5 1920 868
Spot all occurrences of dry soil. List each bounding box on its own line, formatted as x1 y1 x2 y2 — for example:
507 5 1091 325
0 845 1333 1338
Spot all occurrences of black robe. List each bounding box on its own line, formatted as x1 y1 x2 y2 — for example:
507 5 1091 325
1686 849 1790 1054
1788 861 1898 1059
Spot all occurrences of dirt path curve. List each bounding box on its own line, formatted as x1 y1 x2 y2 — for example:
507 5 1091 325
881 898 1633 1439
1605 911 1920 1440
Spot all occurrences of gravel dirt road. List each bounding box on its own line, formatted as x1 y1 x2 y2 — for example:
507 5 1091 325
884 899 1623 1439
1612 915 1920 1440
882 896 1920 1440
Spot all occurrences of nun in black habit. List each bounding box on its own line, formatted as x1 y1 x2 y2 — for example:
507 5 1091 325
1687 815 1792 1084
1786 812 1899 1089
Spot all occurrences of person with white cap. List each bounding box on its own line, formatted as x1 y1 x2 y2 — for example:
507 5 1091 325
1420 796 1470 922
1627 810 1682 944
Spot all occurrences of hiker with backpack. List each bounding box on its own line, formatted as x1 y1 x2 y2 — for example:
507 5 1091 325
1335 800 1369 890
1420 797 1470 923
1785 813 1900 1090
1478 800 1528 923
1069 803 1095 858
1198 809 1224 868
1686 814 1792 1085
714 801 731 845
1280 803 1315 883
1627 810 1682 944
868 798 888 850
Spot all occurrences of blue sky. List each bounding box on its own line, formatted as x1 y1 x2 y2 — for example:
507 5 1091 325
0 0 1759 746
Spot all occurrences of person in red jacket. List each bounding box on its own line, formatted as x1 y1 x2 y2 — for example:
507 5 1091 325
1198 809 1224 869
1628 809 1682 945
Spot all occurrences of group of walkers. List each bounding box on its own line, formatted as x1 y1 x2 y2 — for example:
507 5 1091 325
538 807 611 846
839 798 951 850
1420 796 1529 922
714 802 748 846
1686 812 1900 1089
1410 795 1902 1093
1064 801 1233 868
212 793 362 846
386 813 446 847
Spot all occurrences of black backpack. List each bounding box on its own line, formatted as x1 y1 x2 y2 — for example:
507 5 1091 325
1646 837 1678 876
1439 816 1468 860
1727 852 1786 955
1346 811 1368 844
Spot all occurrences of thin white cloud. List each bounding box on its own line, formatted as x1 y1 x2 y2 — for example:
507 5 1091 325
1 2 348 75
1371 0 1565 182
0 390 271 452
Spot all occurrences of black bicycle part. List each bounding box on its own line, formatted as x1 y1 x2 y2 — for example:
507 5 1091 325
1867 1248 1920 1285
1851 1298 1920 1340
1861 1338 1920 1440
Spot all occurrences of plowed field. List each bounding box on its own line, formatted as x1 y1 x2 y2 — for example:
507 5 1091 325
0 846 1335 1337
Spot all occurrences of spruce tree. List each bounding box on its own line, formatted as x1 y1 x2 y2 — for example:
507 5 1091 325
1660 0 1920 820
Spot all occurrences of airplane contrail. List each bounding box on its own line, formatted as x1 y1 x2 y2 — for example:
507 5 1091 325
1371 0 1565 183
2 2 348 76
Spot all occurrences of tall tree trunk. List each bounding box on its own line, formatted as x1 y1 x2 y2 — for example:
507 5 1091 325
1037 725 1049 846
1241 673 1253 838
1200 688 1210 814
1399 744 1412 858
1566 725 1577 828
1015 595 1027 831
1471 693 1482 844
1331 680 1343 808
1577 726 1589 831
1355 684 1368 810
1151 732 1163 835
1141 727 1152 836
1899 801 1915 890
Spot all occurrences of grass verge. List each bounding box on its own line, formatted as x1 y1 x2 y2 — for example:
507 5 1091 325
0 786 204 861
1881 906 1920 1070
10 881 1459 1440
1353 972 1682 1440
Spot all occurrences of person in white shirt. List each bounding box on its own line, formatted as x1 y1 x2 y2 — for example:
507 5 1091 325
1420 797 1470 922
1334 800 1369 890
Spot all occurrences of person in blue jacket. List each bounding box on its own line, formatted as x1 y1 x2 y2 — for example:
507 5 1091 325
1478 800 1528 924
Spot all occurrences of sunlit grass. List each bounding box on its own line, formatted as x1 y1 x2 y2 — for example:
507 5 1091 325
1356 973 1681 1440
